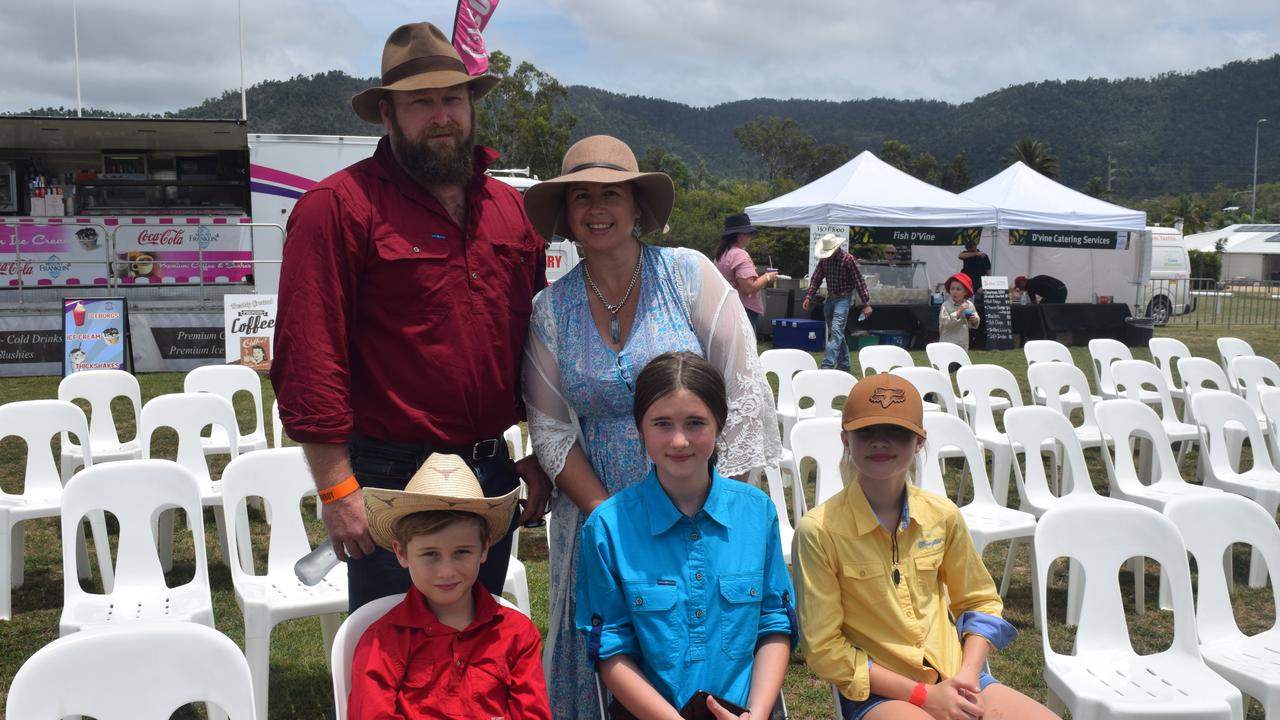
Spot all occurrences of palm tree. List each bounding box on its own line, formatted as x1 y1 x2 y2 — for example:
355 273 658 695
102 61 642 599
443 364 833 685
1004 139 1059 179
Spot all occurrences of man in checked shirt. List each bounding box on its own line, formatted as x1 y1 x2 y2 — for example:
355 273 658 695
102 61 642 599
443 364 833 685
802 233 874 371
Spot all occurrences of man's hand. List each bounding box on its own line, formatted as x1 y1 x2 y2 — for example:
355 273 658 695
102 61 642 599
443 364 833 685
514 455 553 527
861 303 873 318
706 696 750 720
802 298 811 311
322 490 376 563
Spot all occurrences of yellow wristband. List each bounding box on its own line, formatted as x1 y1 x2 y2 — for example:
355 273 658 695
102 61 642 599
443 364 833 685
319 475 360 505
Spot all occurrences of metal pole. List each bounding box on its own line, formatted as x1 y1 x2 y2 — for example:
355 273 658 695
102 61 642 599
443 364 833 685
72 0 82 117
238 0 247 121
1253 119 1267 223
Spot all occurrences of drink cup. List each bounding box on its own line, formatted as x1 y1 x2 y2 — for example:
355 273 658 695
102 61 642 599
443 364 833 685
72 302 86 327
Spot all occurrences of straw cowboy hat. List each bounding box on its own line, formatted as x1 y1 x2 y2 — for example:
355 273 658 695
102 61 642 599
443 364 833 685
522 135 676 241
815 232 845 259
364 453 519 550
351 22 500 124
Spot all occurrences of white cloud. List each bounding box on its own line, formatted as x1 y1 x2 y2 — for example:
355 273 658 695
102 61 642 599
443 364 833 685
0 0 1276 114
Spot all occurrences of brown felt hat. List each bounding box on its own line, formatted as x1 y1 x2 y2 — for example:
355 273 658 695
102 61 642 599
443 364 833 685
364 453 519 550
351 22 500 124
841 374 927 438
522 135 676 241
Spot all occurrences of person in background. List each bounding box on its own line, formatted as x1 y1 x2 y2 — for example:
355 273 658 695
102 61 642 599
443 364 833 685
957 239 990 289
714 212 777 334
802 233 872 372
938 272 980 350
1013 274 1068 304
794 374 1059 720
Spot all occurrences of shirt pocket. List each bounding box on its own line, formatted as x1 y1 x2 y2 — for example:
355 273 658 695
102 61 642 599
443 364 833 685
490 235 537 316
718 573 765 661
399 654 435 690
840 561 890 608
913 549 945 598
621 580 682 670
465 656 512 715
370 229 454 313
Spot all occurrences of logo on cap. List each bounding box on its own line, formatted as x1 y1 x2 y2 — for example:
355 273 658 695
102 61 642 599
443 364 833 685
869 387 906 409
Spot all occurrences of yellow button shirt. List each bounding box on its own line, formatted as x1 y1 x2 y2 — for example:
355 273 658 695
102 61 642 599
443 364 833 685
794 481 1006 702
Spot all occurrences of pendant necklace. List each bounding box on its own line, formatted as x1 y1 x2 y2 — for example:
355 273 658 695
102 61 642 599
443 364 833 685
584 250 643 345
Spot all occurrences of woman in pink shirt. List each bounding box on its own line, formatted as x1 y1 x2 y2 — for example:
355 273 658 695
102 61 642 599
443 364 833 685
714 212 777 334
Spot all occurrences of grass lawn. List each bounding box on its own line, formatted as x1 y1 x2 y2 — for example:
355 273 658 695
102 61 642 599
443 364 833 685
0 324 1276 718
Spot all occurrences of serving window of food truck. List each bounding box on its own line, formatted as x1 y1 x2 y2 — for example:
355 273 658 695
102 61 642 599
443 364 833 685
0 117 254 292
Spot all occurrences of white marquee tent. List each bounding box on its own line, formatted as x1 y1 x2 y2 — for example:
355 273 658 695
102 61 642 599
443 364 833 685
1184 224 1280 282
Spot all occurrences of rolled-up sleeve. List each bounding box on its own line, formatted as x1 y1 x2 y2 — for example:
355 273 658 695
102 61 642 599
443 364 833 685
271 188 365 444
794 514 871 701
757 504 797 646
941 511 1015 650
575 517 640 662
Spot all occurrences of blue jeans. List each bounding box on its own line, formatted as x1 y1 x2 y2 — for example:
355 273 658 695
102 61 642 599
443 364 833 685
345 436 519 612
823 295 852 371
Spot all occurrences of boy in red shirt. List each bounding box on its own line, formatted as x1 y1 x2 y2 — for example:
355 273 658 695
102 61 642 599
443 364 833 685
349 453 551 719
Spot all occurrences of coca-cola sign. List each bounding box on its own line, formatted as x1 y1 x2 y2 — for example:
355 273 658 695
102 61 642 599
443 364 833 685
137 228 185 246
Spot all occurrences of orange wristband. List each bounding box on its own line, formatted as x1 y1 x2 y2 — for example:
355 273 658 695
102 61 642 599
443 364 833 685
909 682 928 707
319 475 360 505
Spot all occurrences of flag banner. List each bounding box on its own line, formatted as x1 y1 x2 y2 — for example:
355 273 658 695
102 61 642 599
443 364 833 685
452 0 501 75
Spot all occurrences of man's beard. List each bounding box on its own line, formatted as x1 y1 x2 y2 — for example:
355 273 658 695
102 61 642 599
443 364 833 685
388 110 475 188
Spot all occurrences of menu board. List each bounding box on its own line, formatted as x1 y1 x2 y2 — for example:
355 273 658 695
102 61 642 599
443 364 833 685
980 276 1013 350
62 297 130 375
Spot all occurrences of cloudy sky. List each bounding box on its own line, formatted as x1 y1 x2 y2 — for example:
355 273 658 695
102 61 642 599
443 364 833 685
1 0 1277 114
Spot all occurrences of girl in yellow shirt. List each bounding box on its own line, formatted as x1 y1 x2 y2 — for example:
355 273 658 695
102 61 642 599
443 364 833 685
794 374 1057 720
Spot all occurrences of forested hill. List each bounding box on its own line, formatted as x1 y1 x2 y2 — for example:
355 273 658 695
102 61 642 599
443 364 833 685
16 55 1280 198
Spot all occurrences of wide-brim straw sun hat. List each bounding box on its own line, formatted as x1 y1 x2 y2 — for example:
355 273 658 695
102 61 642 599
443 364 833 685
351 22 500 124
522 135 676 241
815 232 845 259
364 453 519 550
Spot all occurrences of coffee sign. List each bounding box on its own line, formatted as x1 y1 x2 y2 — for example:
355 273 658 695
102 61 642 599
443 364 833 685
224 294 277 370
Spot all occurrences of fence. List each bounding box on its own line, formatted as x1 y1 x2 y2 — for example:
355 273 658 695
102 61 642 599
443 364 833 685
1138 277 1280 328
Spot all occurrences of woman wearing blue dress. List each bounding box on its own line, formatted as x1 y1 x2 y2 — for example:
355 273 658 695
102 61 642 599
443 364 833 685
522 135 782 719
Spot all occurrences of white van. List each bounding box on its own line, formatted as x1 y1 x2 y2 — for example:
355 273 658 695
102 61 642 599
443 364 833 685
487 168 580 283
1141 226 1193 325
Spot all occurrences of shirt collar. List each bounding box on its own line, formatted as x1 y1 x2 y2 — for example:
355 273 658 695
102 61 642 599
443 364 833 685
385 580 501 636
845 481 913 536
641 466 734 535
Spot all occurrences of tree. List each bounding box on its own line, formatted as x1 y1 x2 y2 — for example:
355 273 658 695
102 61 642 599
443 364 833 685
940 153 970 192
1084 176 1110 199
1174 195 1209 236
474 51 576 180
734 116 848 187
638 147 693 191
879 140 914 173
1003 138 1059 178
912 152 941 186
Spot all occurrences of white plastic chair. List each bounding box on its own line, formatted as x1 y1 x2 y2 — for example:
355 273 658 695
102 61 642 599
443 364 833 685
6 622 257 720
1230 355 1280 432
955 364 1026 507
1088 338 1161 407
891 365 961 417
1148 337 1191 403
1217 336 1255 391
1034 502 1244 720
760 348 818 450
1191 390 1280 588
1262 386 1280 469
1027 362 1110 454
185 364 270 455
789 417 846 507
59 459 215 636
791 369 856 419
920 413 1036 598
220 448 347 720
499 425 533 612
858 344 913 377
141 392 249 572
925 341 1010 417
330 592 522 720
1111 359 1200 469
1024 339 1100 415
0 400 112 620
1166 494 1280 718
757 464 798 564
271 398 285 448
57 368 143 480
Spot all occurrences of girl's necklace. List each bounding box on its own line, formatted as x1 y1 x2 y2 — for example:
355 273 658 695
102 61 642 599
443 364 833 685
584 251 643 344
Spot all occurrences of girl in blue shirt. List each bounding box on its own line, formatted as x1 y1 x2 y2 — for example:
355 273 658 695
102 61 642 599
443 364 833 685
577 351 795 720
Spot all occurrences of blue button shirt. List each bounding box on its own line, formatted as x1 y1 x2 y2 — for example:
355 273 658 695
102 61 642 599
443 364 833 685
576 467 796 710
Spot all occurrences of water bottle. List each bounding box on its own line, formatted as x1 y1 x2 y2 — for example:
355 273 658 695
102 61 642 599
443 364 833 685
294 539 340 586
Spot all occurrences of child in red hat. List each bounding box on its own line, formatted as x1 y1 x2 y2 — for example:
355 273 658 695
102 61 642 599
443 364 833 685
938 272 980 349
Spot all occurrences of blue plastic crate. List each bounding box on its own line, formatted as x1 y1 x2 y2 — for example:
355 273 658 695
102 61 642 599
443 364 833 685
771 318 824 352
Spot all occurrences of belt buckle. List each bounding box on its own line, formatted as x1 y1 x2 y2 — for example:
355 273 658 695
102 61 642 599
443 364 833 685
472 438 499 461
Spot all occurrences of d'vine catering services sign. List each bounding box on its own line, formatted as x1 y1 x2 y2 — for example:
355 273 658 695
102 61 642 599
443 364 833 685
1008 229 1128 250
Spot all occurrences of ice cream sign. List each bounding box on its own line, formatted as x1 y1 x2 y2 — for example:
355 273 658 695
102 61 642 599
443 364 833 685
61 297 130 375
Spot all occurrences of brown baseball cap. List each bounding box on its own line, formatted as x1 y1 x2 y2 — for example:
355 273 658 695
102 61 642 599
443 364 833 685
841 373 926 438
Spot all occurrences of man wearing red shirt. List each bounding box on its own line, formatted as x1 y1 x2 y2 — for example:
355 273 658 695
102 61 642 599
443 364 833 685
271 22 551 610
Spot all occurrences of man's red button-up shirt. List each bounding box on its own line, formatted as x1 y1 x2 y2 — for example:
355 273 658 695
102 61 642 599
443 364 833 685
349 585 551 719
271 138 546 445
